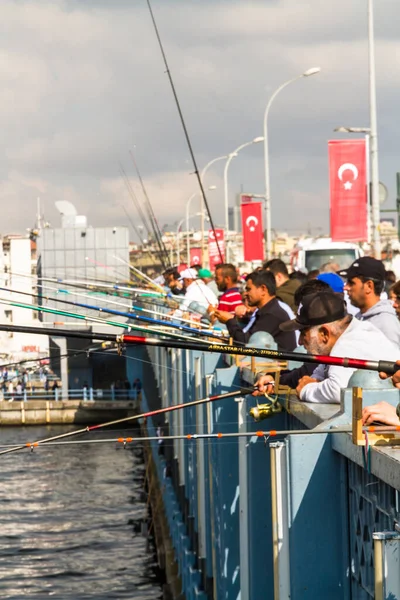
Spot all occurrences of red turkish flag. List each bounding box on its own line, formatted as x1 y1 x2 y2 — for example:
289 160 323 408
190 247 202 266
208 229 225 271
241 202 264 261
328 139 367 241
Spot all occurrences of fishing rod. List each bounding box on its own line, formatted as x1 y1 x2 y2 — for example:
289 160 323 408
119 203 165 271
0 386 254 456
84 256 131 284
146 0 223 263
17 282 208 328
13 270 169 298
119 161 153 238
119 161 169 270
114 255 165 292
0 324 398 376
85 256 165 294
11 270 185 303
120 203 147 245
0 298 208 342
129 149 171 269
0 288 225 341
25 282 207 328
0 345 100 373
4 423 399 450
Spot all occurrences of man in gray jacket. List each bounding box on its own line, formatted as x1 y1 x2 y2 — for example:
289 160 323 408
338 257 400 346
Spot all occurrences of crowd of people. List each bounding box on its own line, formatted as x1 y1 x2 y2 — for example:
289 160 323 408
161 256 400 427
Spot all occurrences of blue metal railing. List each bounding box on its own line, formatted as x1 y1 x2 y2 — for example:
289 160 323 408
1 388 141 402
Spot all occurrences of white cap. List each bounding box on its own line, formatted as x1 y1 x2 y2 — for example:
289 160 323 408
179 268 198 280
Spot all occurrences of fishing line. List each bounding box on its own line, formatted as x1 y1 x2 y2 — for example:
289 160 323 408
1 323 398 376
2 286 224 340
0 297 210 342
96 347 305 409
46 285 210 329
119 161 169 270
146 0 223 262
2 424 399 451
114 256 165 293
0 386 254 456
129 149 171 269
84 256 131 283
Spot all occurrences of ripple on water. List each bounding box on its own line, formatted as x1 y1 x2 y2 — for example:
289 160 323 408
0 426 163 599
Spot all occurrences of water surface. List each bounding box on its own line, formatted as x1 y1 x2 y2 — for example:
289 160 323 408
0 426 163 599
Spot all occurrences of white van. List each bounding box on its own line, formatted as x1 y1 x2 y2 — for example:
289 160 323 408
290 238 363 273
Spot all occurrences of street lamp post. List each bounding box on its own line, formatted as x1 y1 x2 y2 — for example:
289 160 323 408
263 67 321 259
186 186 217 266
185 192 198 265
200 155 227 267
178 212 205 265
224 137 264 262
368 0 381 259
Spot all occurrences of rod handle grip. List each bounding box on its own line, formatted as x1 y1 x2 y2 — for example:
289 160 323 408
378 360 399 375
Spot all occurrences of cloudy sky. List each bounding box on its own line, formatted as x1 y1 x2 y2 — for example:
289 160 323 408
1 0 399 239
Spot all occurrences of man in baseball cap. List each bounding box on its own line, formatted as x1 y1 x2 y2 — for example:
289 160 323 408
277 291 400 404
338 256 386 281
338 257 400 346
175 268 217 315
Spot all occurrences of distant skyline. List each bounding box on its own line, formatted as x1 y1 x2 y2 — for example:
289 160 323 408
1 0 399 239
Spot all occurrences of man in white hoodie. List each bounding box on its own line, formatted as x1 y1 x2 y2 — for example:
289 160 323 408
279 291 400 404
338 257 400 347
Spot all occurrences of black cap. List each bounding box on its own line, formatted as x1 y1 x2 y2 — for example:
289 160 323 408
337 256 386 281
280 291 347 332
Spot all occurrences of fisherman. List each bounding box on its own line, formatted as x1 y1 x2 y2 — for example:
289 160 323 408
389 280 400 321
198 267 219 297
163 267 185 295
254 279 332 393
338 256 400 346
213 270 296 350
263 258 300 312
176 268 218 314
272 291 400 404
362 360 400 426
212 263 243 314
316 272 358 316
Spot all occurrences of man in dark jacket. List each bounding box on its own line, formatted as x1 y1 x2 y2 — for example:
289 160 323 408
213 270 296 350
263 258 300 312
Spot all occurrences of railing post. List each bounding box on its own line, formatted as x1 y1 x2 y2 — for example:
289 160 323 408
83 387 87 401
23 389 27 403
373 532 400 599
90 388 94 401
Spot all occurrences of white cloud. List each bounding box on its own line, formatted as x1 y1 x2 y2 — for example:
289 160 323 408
0 0 398 240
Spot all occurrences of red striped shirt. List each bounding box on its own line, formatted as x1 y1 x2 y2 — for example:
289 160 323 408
218 287 243 313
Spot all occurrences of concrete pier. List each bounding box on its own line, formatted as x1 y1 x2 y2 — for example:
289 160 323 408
0 400 137 425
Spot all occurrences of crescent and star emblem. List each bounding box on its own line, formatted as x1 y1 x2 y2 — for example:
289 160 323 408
337 163 359 191
245 216 258 232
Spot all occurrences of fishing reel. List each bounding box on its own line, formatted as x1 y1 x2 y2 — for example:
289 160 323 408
249 397 283 421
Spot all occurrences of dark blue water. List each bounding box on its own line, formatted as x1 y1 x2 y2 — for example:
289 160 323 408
0 426 164 599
